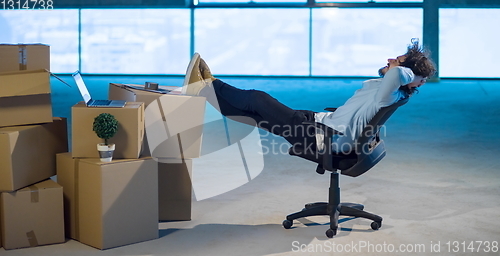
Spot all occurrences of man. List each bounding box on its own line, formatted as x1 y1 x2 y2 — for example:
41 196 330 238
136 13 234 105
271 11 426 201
181 39 436 154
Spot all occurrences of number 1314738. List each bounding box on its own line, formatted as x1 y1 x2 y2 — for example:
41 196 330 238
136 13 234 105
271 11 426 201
2 0 54 9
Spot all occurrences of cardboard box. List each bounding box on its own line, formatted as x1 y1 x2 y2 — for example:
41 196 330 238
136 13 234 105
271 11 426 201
0 118 68 192
158 159 192 221
109 83 205 159
0 44 50 72
0 179 64 250
71 102 145 159
56 153 159 250
55 153 80 240
0 195 2 249
0 69 53 127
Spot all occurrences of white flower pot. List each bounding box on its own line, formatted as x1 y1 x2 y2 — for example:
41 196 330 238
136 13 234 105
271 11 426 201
97 143 115 162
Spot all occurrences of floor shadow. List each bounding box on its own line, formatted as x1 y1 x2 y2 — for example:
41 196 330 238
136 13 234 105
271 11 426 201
148 219 384 256
148 223 334 256
297 216 378 233
159 228 182 238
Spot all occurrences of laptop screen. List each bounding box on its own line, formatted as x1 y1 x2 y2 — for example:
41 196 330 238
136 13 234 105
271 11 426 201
73 71 91 104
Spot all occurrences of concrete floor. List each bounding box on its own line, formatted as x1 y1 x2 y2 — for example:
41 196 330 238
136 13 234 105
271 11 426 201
1 76 499 255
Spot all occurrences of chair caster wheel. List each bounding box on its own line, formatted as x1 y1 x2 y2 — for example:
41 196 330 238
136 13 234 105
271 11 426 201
326 228 336 238
371 221 382 230
283 220 293 229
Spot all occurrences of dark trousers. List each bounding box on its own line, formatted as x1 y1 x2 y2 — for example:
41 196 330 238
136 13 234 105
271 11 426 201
209 79 317 149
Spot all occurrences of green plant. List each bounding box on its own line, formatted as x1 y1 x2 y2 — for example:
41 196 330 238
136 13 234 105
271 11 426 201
92 113 118 145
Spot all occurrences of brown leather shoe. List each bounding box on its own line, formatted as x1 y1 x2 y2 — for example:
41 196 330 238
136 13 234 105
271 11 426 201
181 52 207 96
199 58 217 82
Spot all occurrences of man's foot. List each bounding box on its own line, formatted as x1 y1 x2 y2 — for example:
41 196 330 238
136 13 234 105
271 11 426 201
181 52 207 96
199 58 217 82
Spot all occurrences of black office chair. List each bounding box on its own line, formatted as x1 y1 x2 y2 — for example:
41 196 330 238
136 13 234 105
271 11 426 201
282 97 409 238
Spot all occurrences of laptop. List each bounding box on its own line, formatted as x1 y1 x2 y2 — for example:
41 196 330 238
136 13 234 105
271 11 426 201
72 70 126 108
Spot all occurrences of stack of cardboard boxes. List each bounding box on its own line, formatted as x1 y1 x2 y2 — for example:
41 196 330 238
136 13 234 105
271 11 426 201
56 100 162 250
56 84 205 250
0 44 68 250
1 44 206 251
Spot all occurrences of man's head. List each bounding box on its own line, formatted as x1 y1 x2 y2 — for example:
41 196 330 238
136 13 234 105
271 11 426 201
378 39 437 94
400 39 436 78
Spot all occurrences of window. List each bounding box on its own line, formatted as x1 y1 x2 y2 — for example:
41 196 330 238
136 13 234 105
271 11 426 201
194 8 310 75
80 9 190 74
440 8 500 78
197 0 306 4
3 6 498 78
0 9 79 73
311 8 422 76
315 0 422 3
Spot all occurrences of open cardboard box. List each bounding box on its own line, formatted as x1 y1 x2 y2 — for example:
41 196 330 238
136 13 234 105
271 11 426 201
109 83 205 159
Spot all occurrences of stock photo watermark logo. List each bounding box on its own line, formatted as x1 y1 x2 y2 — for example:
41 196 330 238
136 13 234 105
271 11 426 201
144 93 264 201
144 91 390 201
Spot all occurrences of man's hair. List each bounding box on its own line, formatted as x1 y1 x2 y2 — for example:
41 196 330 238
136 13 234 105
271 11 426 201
400 38 437 78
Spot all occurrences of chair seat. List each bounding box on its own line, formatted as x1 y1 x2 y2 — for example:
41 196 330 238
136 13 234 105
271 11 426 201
289 138 386 177
288 145 357 172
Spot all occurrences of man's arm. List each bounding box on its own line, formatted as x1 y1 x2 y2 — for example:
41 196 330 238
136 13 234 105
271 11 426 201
375 66 414 106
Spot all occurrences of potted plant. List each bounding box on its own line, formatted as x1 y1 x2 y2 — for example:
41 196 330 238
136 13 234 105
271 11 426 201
93 113 118 162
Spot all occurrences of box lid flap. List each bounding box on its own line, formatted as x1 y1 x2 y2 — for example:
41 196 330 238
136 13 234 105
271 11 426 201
16 179 61 193
122 84 178 95
0 125 35 134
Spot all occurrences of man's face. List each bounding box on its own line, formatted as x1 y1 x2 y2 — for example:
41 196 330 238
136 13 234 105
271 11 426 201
378 55 406 76
378 54 428 89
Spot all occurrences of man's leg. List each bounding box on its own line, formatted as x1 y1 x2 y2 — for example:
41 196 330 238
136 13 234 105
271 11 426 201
196 57 317 148
207 79 295 134
203 79 317 149
198 58 296 130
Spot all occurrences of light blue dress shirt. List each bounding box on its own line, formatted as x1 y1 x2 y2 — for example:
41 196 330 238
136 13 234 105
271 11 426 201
314 66 415 153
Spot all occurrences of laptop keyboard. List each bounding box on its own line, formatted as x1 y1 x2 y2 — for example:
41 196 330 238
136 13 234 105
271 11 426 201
91 100 111 106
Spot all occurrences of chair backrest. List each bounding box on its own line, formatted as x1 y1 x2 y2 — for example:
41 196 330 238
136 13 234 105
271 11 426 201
340 96 410 177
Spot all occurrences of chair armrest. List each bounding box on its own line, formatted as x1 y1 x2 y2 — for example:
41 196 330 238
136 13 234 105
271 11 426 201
301 121 343 136
324 107 337 112
301 121 342 172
